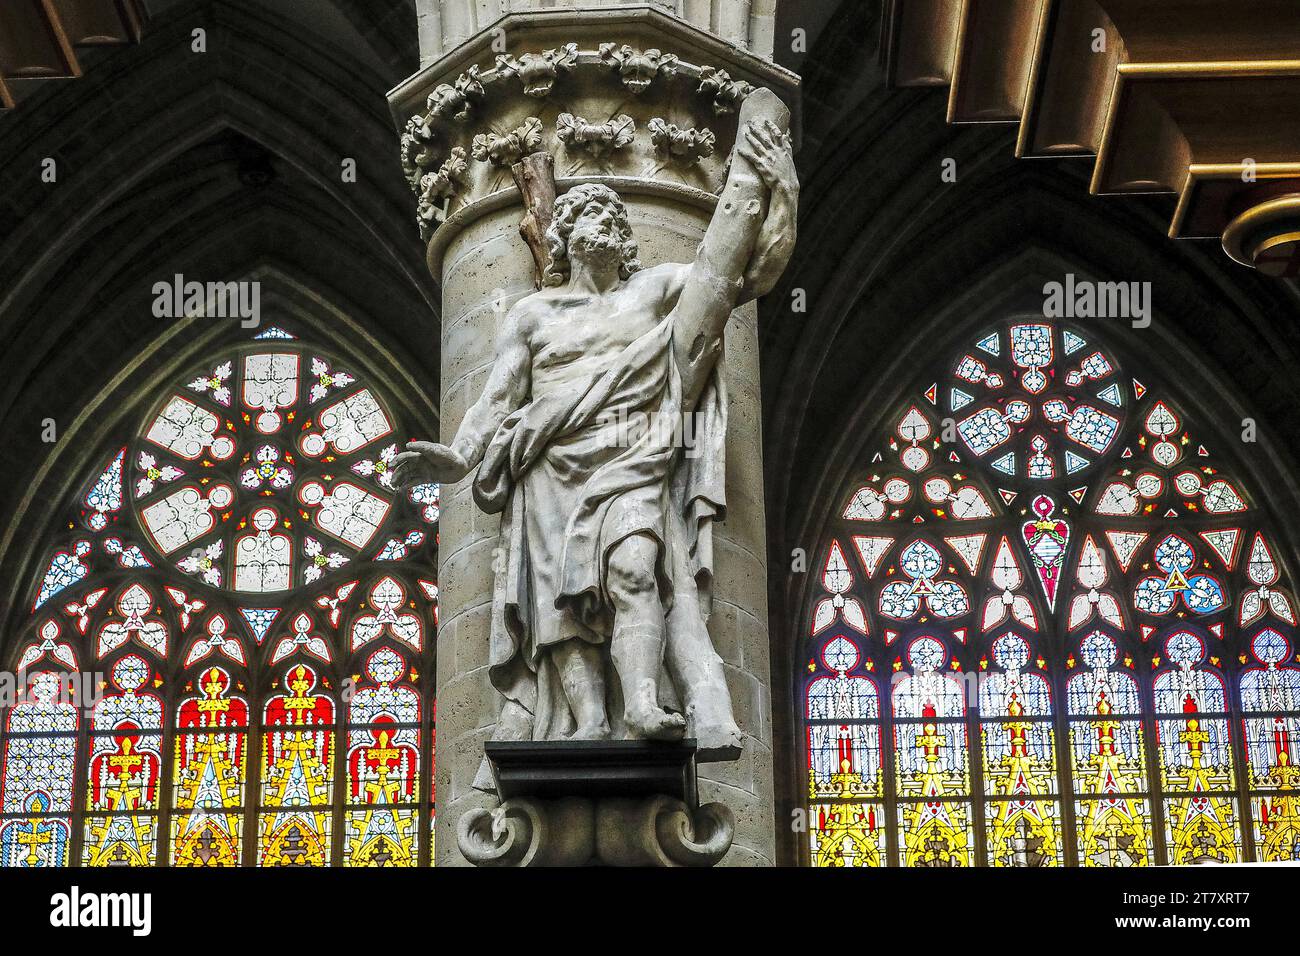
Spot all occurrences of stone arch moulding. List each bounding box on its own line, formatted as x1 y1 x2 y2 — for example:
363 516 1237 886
0 288 442 867
0 268 439 644
784 247 1300 579
788 303 1300 866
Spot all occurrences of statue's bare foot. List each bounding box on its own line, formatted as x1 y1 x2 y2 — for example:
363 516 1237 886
626 701 687 741
569 720 611 741
694 718 744 760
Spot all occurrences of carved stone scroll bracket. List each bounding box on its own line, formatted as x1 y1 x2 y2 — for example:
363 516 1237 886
597 795 735 867
457 739 735 866
457 796 595 866
456 795 734 867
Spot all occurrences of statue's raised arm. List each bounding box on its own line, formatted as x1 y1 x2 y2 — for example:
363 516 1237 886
674 87 798 408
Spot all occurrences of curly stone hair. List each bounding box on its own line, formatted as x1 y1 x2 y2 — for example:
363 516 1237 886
542 183 642 287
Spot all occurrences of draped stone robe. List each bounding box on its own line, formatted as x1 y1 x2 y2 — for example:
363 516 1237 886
471 306 727 751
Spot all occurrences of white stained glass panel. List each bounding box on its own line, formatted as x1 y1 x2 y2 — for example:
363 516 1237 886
316 389 393 454
1010 324 1052 368
3 675 78 813
233 510 293 592
140 486 219 554
315 482 391 549
243 353 300 412
958 408 1011 456
145 396 227 460
1066 404 1119 454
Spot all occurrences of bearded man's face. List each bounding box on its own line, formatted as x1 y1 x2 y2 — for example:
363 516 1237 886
568 200 622 269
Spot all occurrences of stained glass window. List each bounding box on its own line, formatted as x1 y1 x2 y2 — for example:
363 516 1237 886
1240 627 1300 860
343 647 421 866
981 632 1062 866
1067 631 1153 866
1151 629 1240 863
259 662 336 866
84 653 164 866
806 635 885 866
2 327 439 867
0 664 79 867
802 318 1300 865
893 635 973 866
172 661 248 866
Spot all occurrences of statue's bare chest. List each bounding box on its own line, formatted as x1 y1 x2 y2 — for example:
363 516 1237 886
529 294 660 379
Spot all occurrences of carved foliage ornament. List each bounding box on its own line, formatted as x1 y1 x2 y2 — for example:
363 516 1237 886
697 66 753 115
647 118 716 164
472 117 544 168
495 43 578 98
427 65 484 122
598 43 678 94
399 114 437 190
416 146 468 235
555 113 636 160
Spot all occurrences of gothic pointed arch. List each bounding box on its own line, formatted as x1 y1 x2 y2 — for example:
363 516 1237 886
797 315 1300 866
1 317 439 867
0 0 438 631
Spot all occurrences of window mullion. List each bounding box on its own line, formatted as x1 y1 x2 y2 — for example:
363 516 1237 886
1227 647 1259 862
967 677 987 867
1139 664 1169 866
881 684 900 866
1051 656 1079 866
245 683 264 866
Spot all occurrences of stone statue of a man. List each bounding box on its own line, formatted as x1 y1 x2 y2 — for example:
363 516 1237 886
396 95 797 762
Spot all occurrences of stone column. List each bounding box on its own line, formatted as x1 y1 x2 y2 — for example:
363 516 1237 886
388 3 797 866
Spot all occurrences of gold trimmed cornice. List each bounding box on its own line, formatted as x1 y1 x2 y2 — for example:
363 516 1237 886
884 0 1300 274
0 0 146 111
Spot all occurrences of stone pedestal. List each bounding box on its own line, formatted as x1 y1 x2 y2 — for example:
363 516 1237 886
386 4 798 866
457 740 733 866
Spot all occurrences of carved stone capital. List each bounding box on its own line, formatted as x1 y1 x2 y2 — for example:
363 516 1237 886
386 8 799 247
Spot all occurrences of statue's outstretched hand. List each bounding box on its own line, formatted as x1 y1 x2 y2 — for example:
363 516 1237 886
738 119 796 192
393 440 471 488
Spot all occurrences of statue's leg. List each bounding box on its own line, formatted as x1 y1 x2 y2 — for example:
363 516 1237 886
607 533 686 740
663 515 743 758
551 638 610 739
